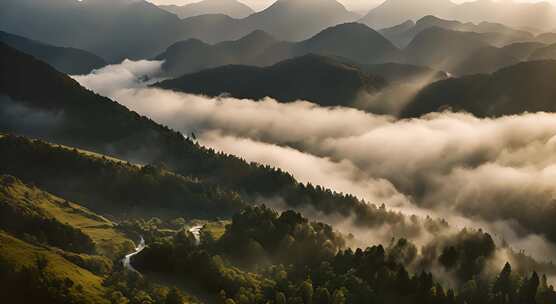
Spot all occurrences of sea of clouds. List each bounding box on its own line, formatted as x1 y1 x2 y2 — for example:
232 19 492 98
73 60 556 265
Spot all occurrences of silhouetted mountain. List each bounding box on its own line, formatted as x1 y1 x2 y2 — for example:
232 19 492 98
529 43 556 61
160 0 254 19
403 27 490 73
0 0 360 62
156 30 277 77
401 60 556 118
361 0 556 32
500 42 546 61
154 54 387 107
157 23 399 77
360 0 456 29
537 32 556 45
0 43 402 232
171 0 359 43
0 0 190 62
382 15 534 48
332 56 448 84
287 22 400 64
454 46 521 75
242 0 357 41
451 0 556 31
0 31 106 75
374 16 548 76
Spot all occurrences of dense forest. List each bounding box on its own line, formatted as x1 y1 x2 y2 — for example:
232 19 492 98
130 206 556 304
4 1 556 303
2 133 556 304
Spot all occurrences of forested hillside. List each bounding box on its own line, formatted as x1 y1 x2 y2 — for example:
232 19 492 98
0 43 415 230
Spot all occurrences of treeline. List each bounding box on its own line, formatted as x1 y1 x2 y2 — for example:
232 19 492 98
0 135 246 219
216 206 345 268
0 134 439 237
131 205 556 304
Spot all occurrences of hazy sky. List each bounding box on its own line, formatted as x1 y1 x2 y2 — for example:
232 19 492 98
148 0 556 13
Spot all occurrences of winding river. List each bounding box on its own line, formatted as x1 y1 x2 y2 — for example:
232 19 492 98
189 225 203 245
122 236 145 273
122 225 203 272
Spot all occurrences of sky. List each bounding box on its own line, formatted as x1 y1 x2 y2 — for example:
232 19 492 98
147 0 556 13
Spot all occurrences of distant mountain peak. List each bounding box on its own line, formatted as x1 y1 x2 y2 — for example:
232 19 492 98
238 29 275 42
160 0 254 19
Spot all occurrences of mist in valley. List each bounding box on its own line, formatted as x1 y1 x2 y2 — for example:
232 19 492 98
5 1 556 302
73 60 556 274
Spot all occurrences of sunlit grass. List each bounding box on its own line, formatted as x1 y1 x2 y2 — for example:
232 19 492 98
1 176 133 258
0 231 110 304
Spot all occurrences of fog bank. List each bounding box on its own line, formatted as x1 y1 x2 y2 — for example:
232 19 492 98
73 60 556 264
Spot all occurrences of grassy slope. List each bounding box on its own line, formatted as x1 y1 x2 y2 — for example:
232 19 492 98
0 175 133 258
0 231 110 304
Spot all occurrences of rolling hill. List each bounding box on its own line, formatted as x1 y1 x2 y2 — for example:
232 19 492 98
529 43 556 61
154 54 387 107
381 15 534 48
0 230 110 304
0 174 132 258
157 23 400 77
156 30 278 77
0 135 247 220
360 0 556 32
401 60 556 118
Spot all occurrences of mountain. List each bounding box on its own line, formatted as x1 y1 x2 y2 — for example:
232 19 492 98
451 0 556 32
0 0 190 62
0 172 135 303
154 54 387 107
360 0 556 32
402 27 491 74
381 15 534 48
284 22 400 64
360 0 456 29
0 0 360 62
168 0 359 44
353 62 448 84
529 43 556 61
500 42 546 61
401 60 556 118
241 0 358 41
0 135 247 220
157 23 399 77
0 43 405 231
376 17 548 76
156 30 278 77
453 46 521 76
160 0 254 19
0 30 106 75
537 32 556 45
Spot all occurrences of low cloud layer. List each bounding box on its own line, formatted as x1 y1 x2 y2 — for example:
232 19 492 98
73 60 556 264
0 95 64 136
